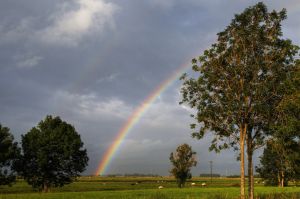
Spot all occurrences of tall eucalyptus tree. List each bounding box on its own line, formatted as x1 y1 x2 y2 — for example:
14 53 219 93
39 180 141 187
180 3 299 198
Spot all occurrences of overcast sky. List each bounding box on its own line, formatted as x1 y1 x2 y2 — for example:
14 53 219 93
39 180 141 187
1 0 299 176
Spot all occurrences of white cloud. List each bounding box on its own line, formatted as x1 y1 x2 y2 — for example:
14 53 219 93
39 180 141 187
0 0 118 47
39 0 118 46
14 54 43 69
136 96 192 130
52 90 132 120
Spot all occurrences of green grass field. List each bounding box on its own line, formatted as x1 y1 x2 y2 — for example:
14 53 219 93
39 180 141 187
0 176 299 199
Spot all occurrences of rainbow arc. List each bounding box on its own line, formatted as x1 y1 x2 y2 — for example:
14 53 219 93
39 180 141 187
95 62 191 175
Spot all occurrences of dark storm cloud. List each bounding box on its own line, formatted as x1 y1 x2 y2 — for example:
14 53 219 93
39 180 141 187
0 0 299 175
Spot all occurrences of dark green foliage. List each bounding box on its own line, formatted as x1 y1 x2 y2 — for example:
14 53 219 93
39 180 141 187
180 1 299 154
273 71 300 138
256 143 289 186
256 64 300 187
0 124 20 186
16 115 88 192
169 144 197 188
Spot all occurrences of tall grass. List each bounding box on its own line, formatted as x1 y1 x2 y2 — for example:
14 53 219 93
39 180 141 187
0 177 299 199
255 192 300 199
0 192 300 199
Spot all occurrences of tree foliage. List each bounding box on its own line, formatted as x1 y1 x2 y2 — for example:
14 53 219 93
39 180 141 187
257 63 300 187
180 2 298 154
0 124 20 186
16 115 88 192
271 62 300 139
256 141 300 187
180 2 299 199
169 143 197 188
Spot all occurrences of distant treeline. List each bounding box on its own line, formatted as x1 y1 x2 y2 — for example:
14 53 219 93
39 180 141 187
104 173 161 177
199 173 221 177
226 175 260 178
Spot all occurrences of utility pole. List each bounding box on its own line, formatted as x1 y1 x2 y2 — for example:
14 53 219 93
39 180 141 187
209 161 213 184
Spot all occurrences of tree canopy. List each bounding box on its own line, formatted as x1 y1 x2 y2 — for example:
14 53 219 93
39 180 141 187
256 141 300 187
257 63 300 187
0 124 19 186
16 115 88 192
169 143 197 188
271 62 299 139
180 2 299 199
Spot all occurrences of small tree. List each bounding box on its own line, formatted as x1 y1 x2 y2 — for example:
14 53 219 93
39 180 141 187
256 141 300 187
16 115 88 192
0 124 20 186
170 143 197 188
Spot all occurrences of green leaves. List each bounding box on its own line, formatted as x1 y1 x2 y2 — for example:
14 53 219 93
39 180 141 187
180 4 299 197
0 124 20 186
180 1 299 153
17 115 89 192
256 140 300 186
169 144 197 188
258 65 300 186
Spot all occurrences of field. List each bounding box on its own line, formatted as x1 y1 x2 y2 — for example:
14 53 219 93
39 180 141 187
0 176 299 199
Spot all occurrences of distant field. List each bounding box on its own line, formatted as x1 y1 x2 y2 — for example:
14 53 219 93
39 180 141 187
0 176 244 194
0 176 299 199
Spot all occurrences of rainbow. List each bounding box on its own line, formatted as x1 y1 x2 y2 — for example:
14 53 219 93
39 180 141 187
95 62 191 175
92 2 299 176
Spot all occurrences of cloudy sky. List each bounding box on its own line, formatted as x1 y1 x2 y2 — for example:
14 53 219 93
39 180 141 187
1 0 299 176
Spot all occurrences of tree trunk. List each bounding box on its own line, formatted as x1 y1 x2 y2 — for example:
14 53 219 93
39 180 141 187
240 126 246 199
281 170 285 187
178 179 184 188
43 182 49 193
278 171 281 187
247 133 254 199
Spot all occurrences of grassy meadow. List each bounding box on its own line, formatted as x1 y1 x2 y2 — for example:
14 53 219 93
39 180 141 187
0 176 300 199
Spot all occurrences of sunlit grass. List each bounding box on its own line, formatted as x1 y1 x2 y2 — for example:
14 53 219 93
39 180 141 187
1 188 300 199
0 177 299 199
0 177 243 194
